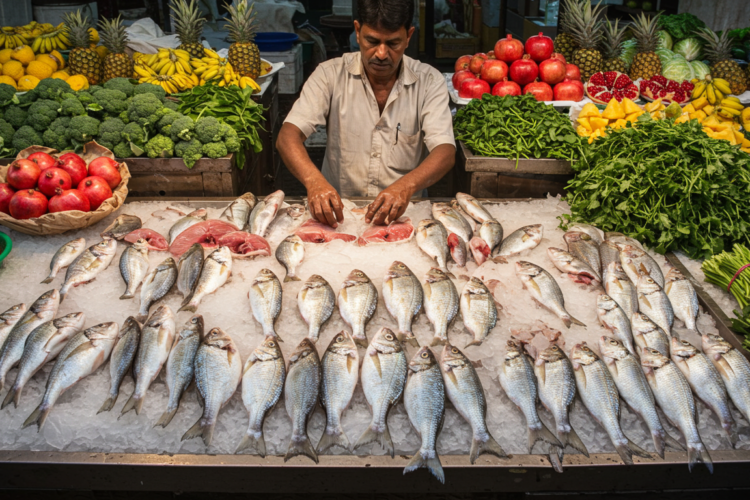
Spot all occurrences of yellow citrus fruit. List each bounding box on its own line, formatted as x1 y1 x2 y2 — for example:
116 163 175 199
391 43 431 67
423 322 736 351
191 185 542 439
35 53 59 71
2 60 24 81
0 75 17 89
10 45 35 66
88 27 99 44
17 74 40 91
95 45 109 60
26 60 54 80
51 70 69 80
50 50 65 69
0 49 12 64
66 74 89 91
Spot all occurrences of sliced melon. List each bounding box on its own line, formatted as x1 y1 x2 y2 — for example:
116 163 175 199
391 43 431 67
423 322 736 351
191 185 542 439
577 117 592 131
692 96 708 110
590 117 609 131
682 103 696 114
621 97 641 115
579 102 601 119
602 98 626 119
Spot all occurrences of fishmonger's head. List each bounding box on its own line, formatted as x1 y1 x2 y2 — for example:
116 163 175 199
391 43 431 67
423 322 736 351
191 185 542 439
355 0 415 81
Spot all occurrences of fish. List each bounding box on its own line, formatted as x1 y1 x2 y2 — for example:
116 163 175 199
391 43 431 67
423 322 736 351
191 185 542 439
137 257 178 322
605 232 643 250
456 192 494 223
101 214 142 240
636 275 674 336
249 190 285 237
124 229 168 251
664 267 700 334
297 274 335 343
182 328 242 447
599 241 621 282
568 224 604 245
275 234 304 282
599 336 682 459
121 306 176 417
168 220 238 257
440 343 507 463
168 208 208 244
450 199 477 230
495 224 543 259
432 202 472 244
447 233 467 268
383 261 423 347
460 277 498 347
2 312 85 409
631 312 671 357
515 261 585 329
597 294 637 357
176 243 204 298
119 238 150 300
547 247 601 283
564 231 602 277
357 217 415 246
295 219 357 243
702 334 750 426
569 342 649 465
284 337 321 463
416 219 453 277
403 346 445 483
98 317 140 414
423 268 459 346
478 219 504 254
0 290 59 392
318 331 359 453
604 262 638 320
354 327 408 457
248 268 283 340
220 192 257 230
237 337 286 456
469 236 491 266
338 269 378 347
154 315 203 428
217 231 271 260
179 246 232 313
640 347 713 472
620 244 664 288
0 303 26 349
267 204 306 236
59 239 118 302
42 238 86 284
23 322 119 431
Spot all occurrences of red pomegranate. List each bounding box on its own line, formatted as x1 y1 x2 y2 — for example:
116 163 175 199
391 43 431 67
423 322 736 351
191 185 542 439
565 64 581 81
58 152 88 188
468 53 488 74
78 176 113 210
523 81 554 101
492 79 522 97
454 55 472 73
459 78 491 99
9 189 48 219
49 188 91 213
88 157 122 189
27 152 60 171
539 58 567 85
494 34 524 63
453 70 476 90
480 60 509 85
550 53 567 64
38 167 73 197
6 159 41 190
553 79 584 101
487 50 495 59
0 183 14 214
509 55 539 87
525 32 554 62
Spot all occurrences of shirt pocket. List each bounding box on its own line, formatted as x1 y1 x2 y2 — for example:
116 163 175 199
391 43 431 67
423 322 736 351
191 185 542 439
385 129 424 174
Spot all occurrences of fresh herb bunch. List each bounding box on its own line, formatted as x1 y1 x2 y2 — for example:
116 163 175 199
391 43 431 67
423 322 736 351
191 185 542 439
659 13 706 42
562 118 750 260
176 83 265 169
454 94 581 166
702 244 750 343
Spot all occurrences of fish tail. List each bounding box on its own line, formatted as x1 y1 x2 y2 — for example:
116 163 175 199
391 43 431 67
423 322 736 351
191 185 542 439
181 417 215 446
398 331 419 348
41 274 55 284
284 275 301 283
613 440 635 465
403 449 444 484
548 445 564 473
154 406 179 429
469 434 507 464
562 314 586 328
316 425 351 453
687 442 713 474
235 431 267 457
492 256 508 264
119 292 134 300
58 287 68 303
354 423 394 458
284 434 319 464
352 327 368 348
307 325 321 343
135 313 149 323
97 393 118 414
177 302 197 314
1 383 21 409
119 393 144 417
22 403 50 431
664 431 685 452
528 422 562 453
627 437 652 459
464 338 484 349
566 427 590 457
430 335 448 347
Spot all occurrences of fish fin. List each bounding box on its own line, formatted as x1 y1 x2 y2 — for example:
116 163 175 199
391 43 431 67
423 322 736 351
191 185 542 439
430 336 448 347
687 442 713 474
398 332 419 348
97 394 118 414
58 289 67 304
177 303 197 314
284 435 319 463
664 432 685 452
236 431 267 457
354 423 394 458
528 423 562 453
1 384 20 409
41 275 54 284
353 333 368 349
640 294 652 310
548 445 564 473
154 406 178 429
403 450 444 484
181 417 215 447
370 352 382 378
22 403 50 431
469 434 507 464
627 437 652 459
562 316 572 329
119 393 144 417
119 293 134 300
284 275 301 283
613 441 635 465
445 270 456 279
492 256 508 264
316 427 351 453
464 338 484 348
566 427 590 457
569 316 586 327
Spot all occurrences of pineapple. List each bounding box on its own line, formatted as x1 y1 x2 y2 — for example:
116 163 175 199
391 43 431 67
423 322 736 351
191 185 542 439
224 0 261 79
99 15 134 82
601 18 627 73
628 13 662 81
63 10 102 85
170 0 206 59
697 29 748 96
554 0 580 62
568 0 605 80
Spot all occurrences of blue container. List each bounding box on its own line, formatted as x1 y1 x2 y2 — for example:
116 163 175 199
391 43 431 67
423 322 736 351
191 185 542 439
255 32 299 52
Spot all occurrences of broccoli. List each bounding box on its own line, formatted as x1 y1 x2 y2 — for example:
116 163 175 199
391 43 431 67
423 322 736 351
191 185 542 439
93 89 129 116
97 117 126 150
157 110 182 137
118 110 130 124
195 116 222 143
163 100 179 112
3 105 28 128
113 141 134 159
59 97 86 116
17 91 38 106
170 115 195 142
127 93 165 129
88 85 103 95
220 123 241 153
12 125 42 152
0 83 16 106
31 78 72 101
67 115 100 144
145 134 174 158
175 139 203 169
0 118 15 144
133 82 166 102
43 116 72 151
27 99 59 132
73 91 95 106
121 122 147 145
103 78 136 97
202 141 227 159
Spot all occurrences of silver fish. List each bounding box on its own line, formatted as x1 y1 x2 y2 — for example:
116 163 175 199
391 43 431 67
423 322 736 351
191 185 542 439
515 261 585 329
59 239 117 302
416 219 453 277
182 328 242 447
605 232 643 250
237 336 285 456
565 231 602 277
423 268 459 346
354 327 408 457
275 234 304 282
447 232 468 268
220 193 257 230
570 342 648 465
456 192 494 223
318 331 359 453
631 312 671 357
547 247 601 283
2 312 85 409
383 261 423 347
42 238 86 284
0 290 59 391
249 190 285 237
671 337 736 447
98 317 140 414
119 238 150 300
23 322 119 431
568 224 604 245
640 347 713 473
168 208 207 244
155 314 203 428
338 269 378 348
702 334 750 425
137 257 177 322
249 268 283 339
180 246 232 313
620 244 664 288
460 277 497 347
284 337 321 463
495 224 543 259
440 343 507 463
604 262 638 319
478 219 504 255
403 346 445 483
121 305 176 416
637 275 674 336
664 267 700 334
101 214 142 240
298 274 335 342
432 202 473 244
597 294 637 357
176 243 204 298
599 241 621 283
0 303 26 349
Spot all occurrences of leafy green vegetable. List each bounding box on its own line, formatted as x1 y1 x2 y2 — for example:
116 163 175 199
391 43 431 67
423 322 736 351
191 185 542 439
659 13 706 42
673 37 703 61
702 244 750 344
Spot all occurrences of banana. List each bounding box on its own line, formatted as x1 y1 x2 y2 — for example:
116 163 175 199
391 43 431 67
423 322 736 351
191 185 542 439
721 98 745 111
714 87 725 101
692 81 706 99
718 106 741 117
204 48 220 59
203 68 219 81
174 49 190 60
166 62 176 76
706 83 717 105
146 53 159 66
190 73 199 86
713 78 732 95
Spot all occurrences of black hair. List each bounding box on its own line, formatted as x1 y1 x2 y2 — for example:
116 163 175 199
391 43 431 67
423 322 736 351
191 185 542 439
357 0 414 32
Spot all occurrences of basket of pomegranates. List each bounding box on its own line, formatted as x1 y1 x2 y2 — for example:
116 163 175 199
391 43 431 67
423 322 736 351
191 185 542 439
0 142 130 236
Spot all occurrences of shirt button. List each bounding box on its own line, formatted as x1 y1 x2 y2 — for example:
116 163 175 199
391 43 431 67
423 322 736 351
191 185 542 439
372 152 380 158
371 180 376 185
376 126 381 131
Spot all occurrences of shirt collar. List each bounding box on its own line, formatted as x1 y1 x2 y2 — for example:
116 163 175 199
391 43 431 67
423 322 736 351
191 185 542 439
346 52 418 86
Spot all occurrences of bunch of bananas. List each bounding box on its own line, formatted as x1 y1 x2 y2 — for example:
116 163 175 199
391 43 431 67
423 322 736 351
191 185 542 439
30 27 71 53
191 48 260 91
691 76 733 105
0 28 28 49
742 107 750 129
715 96 745 121
134 62 198 94
142 48 194 77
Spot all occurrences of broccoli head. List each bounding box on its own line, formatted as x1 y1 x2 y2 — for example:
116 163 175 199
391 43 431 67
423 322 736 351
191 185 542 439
113 141 135 159
163 100 179 112
0 118 15 145
145 134 174 158
127 93 166 129
175 139 203 169
43 116 72 151
202 141 227 159
103 78 136 97
195 116 222 143
12 125 42 152
93 89 129 116
3 105 28 128
170 115 195 142
118 110 130 124
0 83 16 106
59 97 86 116
88 85 103 95
67 115 101 144
27 99 59 132
133 83 166 102
97 117 126 151
17 91 38 106
220 123 241 153
121 122 147 145
157 110 183 137
74 91 95 106
32 78 72 101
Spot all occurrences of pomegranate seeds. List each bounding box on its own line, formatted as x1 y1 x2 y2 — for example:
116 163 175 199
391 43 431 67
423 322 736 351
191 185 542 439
589 72 606 86
585 71 640 103
604 71 618 87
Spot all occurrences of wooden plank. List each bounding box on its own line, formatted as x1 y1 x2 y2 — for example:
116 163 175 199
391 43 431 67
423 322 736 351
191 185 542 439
460 142 573 174
497 173 571 198
124 155 234 173
202 172 223 196
470 172 498 198
128 173 205 197
220 172 234 196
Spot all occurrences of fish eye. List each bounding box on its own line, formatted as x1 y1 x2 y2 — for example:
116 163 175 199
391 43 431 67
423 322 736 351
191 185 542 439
268 341 275 347
385 334 394 341
681 340 690 346
421 352 429 359
452 348 459 354
609 340 617 345
551 346 559 351
583 346 590 352
336 335 344 342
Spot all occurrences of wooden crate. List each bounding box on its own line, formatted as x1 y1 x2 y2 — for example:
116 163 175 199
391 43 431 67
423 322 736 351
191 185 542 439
435 36 481 59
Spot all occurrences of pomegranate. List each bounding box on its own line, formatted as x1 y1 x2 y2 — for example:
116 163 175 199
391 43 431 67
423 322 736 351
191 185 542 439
468 53 488 74
27 152 60 171
0 183 14 214
487 50 495 59
38 167 73 197
6 159 41 190
78 176 113 210
565 63 581 81
523 81 554 101
480 60 509 86
49 188 91 213
492 79 522 97
453 69 477 90
494 34 524 63
509 55 539 87
525 32 554 62
88 157 122 189
58 152 88 188
9 189 48 219
550 53 567 64
538 58 567 85
459 78 491 99
454 55 472 73
553 79 584 101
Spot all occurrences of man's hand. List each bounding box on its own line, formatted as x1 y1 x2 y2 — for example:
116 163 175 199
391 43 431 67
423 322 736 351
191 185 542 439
308 177 344 228
365 181 414 225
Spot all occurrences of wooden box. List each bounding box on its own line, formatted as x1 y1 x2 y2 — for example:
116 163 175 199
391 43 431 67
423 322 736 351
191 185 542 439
435 36 481 59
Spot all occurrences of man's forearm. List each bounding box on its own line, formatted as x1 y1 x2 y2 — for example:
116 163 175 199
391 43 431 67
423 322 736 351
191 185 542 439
394 143 456 196
276 123 327 189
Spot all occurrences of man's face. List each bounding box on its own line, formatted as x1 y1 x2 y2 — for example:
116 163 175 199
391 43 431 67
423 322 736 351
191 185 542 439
355 21 414 80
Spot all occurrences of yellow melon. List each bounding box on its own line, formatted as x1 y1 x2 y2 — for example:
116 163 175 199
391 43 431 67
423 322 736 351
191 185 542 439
590 117 609 131
577 117 592 131
602 98 626 120
579 102 601 119
611 119 628 129
621 97 641 115
682 103 696 114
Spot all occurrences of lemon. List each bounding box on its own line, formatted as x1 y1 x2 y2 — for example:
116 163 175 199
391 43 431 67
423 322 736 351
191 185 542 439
51 70 69 80
0 75 17 89
36 53 59 72
10 45 35 66
0 49 12 64
17 74 40 91
26 60 54 80
88 27 100 44
66 74 89 91
2 60 24 81
95 45 109 60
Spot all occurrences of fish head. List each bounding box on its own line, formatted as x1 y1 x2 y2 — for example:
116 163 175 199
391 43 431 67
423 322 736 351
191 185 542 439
54 311 86 330
132 238 150 252
159 257 177 270
187 208 208 220
546 247 570 262
670 337 699 360
85 322 120 343
464 277 489 295
32 289 60 313
630 313 657 334
287 204 305 218
369 327 403 356
386 261 413 280
570 342 599 366
596 294 619 312
70 237 87 250
0 303 26 323
265 190 285 207
253 336 284 362
441 343 469 369
417 219 434 231
239 192 258 207
605 262 628 281
514 261 541 279
327 331 358 357
504 339 525 361
664 266 685 284
637 274 662 293
288 337 318 367
537 344 567 364
598 336 630 361
455 193 472 203
640 347 670 369
620 244 645 259
119 317 141 338
93 238 118 256
179 314 204 340
210 246 233 264
563 231 586 245
342 269 371 288
145 305 174 328
254 268 279 284
521 225 543 242
424 267 448 283
202 327 236 352
303 274 330 290
284 234 304 246
409 346 438 372
701 333 733 358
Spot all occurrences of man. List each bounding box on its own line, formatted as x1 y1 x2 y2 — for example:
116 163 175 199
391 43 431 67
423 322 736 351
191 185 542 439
277 0 455 227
